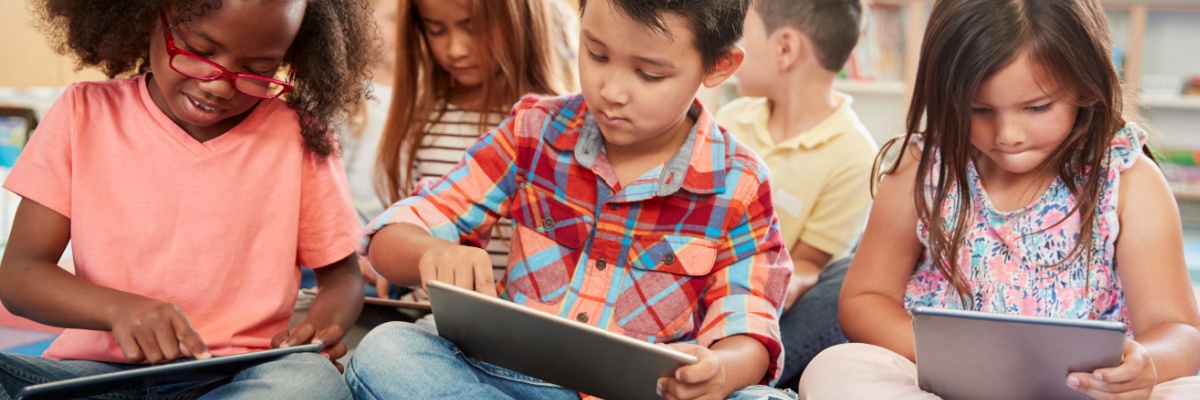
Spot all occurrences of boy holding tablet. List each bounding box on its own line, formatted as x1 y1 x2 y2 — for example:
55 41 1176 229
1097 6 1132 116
345 0 794 398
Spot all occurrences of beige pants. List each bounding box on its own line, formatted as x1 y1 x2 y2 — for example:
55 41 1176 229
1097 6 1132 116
798 343 1200 400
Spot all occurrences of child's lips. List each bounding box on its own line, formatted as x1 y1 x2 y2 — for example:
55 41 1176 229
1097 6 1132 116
599 111 628 125
184 94 225 113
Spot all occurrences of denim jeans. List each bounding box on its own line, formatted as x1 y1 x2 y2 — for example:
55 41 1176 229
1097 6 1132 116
0 351 350 400
345 322 796 400
774 256 852 390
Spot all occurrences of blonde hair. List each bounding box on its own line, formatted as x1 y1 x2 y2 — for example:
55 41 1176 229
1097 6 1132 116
376 0 577 204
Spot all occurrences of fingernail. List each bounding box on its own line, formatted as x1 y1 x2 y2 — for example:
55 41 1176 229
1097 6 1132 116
197 351 212 360
1094 371 1103 381
280 342 290 348
1067 376 1079 388
655 382 663 396
323 353 330 360
313 339 324 345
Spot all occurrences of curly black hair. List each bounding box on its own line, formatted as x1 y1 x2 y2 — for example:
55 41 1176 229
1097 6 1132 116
33 0 376 158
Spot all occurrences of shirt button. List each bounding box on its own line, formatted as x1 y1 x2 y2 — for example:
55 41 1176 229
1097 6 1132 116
596 258 607 271
608 203 619 210
541 217 555 229
663 253 676 265
576 312 589 323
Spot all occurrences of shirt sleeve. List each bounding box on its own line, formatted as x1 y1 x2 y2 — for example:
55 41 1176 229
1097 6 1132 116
3 84 78 218
297 147 362 268
697 171 792 386
359 97 536 256
797 154 874 257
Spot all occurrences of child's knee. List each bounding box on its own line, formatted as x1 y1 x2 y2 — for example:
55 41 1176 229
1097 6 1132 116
799 343 912 396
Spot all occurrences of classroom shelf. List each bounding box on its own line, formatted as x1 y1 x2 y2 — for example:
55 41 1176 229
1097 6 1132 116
1141 95 1200 109
833 80 907 95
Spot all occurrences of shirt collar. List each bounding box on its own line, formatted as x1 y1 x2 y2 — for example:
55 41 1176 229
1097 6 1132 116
742 92 856 151
562 97 726 197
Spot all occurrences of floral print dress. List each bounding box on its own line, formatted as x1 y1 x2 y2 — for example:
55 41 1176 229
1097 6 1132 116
904 123 1147 330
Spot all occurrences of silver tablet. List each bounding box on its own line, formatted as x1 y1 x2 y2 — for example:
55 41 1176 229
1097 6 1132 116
912 307 1127 400
427 280 698 400
14 343 324 400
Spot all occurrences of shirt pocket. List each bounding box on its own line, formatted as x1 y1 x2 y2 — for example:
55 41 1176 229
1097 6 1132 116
614 235 717 339
506 188 593 305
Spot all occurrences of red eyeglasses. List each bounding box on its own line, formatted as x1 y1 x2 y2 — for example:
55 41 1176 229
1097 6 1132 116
159 12 295 99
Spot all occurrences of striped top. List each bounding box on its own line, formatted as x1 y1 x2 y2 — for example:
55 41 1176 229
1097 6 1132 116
414 103 511 276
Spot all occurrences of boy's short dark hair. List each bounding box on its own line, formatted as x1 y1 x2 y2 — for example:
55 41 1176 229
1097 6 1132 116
580 0 748 71
754 0 863 72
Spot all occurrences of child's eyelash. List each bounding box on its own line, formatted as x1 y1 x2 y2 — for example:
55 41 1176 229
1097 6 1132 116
1029 103 1053 113
586 51 607 62
637 70 664 82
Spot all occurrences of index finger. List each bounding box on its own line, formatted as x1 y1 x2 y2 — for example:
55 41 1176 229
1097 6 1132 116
171 313 210 360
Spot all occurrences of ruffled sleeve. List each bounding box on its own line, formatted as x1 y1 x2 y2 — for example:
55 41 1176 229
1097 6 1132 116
1109 122 1147 173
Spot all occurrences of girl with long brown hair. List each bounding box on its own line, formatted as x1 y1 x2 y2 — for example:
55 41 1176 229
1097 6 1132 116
362 0 576 296
799 0 1200 397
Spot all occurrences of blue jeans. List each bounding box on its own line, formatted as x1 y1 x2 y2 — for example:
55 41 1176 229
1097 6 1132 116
0 352 350 400
345 322 795 400
775 256 851 389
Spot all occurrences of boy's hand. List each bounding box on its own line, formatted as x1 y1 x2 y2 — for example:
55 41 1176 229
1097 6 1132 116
111 297 210 363
419 243 497 297
656 343 729 400
271 322 348 372
1066 339 1156 400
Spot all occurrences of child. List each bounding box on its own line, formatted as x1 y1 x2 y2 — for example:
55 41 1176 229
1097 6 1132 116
0 1 372 398
342 0 402 222
799 0 1200 398
358 0 578 299
345 0 796 398
716 0 876 387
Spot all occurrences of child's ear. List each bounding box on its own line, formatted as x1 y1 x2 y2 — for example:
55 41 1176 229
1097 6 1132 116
774 28 807 71
702 47 745 89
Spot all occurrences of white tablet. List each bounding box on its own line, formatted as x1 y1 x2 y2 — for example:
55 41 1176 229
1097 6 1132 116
14 343 324 400
427 280 698 400
912 307 1127 400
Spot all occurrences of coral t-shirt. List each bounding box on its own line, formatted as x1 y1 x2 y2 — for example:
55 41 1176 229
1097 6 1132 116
3 76 361 362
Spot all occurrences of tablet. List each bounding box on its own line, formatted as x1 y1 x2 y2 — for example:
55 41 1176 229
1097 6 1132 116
427 280 698 400
911 307 1127 400
301 288 432 310
14 343 324 400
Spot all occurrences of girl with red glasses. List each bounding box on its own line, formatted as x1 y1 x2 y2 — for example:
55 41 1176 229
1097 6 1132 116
0 1 375 399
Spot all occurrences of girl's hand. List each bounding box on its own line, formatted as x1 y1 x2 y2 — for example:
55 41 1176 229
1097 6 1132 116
418 243 497 297
110 298 210 364
1067 339 1157 400
656 343 729 400
270 322 348 372
358 257 390 298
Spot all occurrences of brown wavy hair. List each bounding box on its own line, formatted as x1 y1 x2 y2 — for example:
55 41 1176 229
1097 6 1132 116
376 0 576 204
33 0 376 158
874 0 1127 306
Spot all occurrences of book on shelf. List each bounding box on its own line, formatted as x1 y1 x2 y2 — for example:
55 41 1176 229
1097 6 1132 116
841 3 905 82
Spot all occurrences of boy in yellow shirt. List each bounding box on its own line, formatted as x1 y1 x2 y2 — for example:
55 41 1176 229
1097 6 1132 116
716 0 878 389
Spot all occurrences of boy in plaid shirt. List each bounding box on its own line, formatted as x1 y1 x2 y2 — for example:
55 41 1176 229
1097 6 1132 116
346 1 794 398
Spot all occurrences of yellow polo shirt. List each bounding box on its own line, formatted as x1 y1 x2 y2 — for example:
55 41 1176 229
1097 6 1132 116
716 93 878 260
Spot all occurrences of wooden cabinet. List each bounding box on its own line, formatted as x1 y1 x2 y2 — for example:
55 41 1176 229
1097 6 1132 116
0 0 105 88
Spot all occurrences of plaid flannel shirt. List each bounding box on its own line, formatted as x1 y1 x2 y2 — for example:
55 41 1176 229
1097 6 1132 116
363 93 792 385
